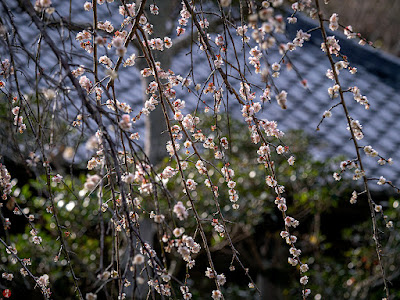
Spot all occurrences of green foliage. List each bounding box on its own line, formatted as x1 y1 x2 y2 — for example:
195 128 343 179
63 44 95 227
153 115 382 298
3 174 106 299
2 114 399 299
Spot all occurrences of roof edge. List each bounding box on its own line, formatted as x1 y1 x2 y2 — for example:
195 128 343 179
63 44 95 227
285 9 400 88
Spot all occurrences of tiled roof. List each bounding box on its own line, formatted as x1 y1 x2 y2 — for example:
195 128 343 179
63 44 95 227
169 12 400 190
2 1 400 189
169 11 400 188
273 14 400 187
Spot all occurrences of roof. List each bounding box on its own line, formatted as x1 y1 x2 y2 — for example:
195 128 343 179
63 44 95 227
169 11 400 188
2 1 400 189
268 14 400 186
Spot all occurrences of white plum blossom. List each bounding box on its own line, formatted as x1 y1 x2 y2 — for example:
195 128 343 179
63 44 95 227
52 174 63 184
173 201 189 220
377 176 386 185
300 275 309 285
276 90 287 109
329 13 339 31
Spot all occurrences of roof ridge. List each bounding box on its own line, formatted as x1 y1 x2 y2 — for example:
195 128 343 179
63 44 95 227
285 9 400 88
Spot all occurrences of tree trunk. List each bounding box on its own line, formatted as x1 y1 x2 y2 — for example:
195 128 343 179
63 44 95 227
138 0 179 166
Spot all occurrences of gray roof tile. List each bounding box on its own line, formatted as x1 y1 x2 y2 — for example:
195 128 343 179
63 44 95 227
2 1 400 190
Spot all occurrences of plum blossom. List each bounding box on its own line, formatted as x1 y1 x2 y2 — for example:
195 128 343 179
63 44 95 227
173 201 189 220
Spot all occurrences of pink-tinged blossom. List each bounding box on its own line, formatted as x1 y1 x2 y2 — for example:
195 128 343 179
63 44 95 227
300 263 309 273
260 88 271 102
173 201 188 220
79 75 91 92
35 0 52 11
173 227 185 237
76 30 91 41
220 0 232 7
83 2 92 11
37 274 50 288
133 254 145 265
364 145 378 157
347 120 363 140
97 20 114 33
321 36 340 55
32 235 42 245
214 55 224 69
199 18 209 29
377 176 386 185
123 53 136 67
121 173 135 184
288 257 298 266
119 4 135 16
86 293 97 300
272 62 281 71
293 30 311 47
303 289 311 297
285 216 299 228
276 90 287 109
139 182 153 195
2 272 14 281
217 274 226 286
205 267 215 279
300 275 309 285
329 13 339 31
185 179 197 191
276 145 285 154
352 168 365 180
236 25 248 36
83 175 101 192
176 26 186 36
164 37 172 48
99 55 112 68
350 191 357 204
323 111 332 118
150 4 159 15
119 114 132 130
52 174 63 184
333 172 341 181
344 25 356 39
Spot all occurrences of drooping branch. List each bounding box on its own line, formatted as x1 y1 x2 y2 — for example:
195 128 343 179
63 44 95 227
314 0 390 298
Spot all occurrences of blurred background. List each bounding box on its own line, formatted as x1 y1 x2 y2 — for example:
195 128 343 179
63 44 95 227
323 0 400 56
